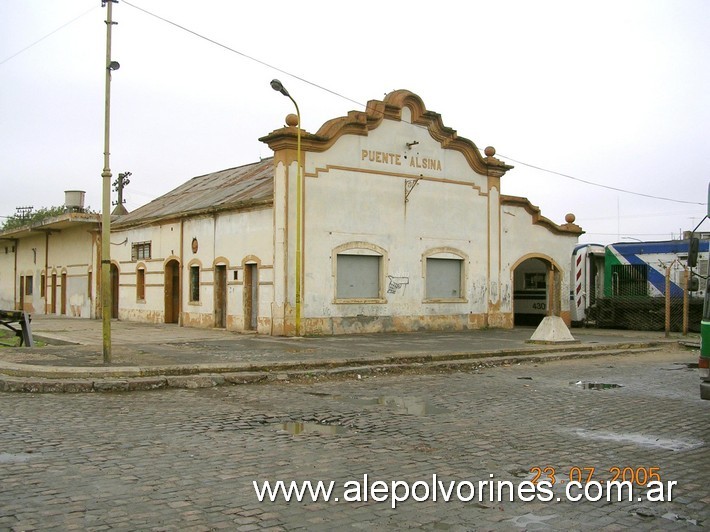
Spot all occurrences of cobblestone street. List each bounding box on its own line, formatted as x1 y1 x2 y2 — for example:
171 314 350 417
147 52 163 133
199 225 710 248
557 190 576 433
1 347 708 531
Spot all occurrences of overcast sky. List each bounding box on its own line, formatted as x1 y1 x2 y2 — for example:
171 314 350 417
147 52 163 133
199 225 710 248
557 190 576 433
2 0 708 245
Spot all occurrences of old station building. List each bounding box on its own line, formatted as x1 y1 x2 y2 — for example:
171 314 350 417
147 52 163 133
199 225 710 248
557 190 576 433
0 90 583 335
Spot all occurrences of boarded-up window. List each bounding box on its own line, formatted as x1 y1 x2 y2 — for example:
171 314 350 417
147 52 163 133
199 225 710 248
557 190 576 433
337 255 380 299
426 258 462 299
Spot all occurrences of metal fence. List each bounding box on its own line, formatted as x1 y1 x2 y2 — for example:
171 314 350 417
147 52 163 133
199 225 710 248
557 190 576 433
590 264 699 334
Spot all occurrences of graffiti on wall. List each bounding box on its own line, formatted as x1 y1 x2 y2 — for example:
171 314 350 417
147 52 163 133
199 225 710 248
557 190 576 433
387 274 410 295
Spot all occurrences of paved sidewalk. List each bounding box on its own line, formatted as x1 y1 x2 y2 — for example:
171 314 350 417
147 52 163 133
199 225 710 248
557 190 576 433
0 315 693 393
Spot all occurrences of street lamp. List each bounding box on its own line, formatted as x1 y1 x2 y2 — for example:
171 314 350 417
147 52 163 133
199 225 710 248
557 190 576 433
270 79 302 336
101 0 118 363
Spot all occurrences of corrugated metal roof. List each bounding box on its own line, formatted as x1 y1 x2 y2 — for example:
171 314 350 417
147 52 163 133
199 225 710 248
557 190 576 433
114 158 274 228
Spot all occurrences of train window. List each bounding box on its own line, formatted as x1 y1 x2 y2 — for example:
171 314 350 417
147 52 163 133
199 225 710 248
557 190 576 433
611 264 648 296
524 273 546 290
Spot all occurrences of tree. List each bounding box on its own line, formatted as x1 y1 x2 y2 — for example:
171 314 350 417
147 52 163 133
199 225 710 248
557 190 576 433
1 206 72 231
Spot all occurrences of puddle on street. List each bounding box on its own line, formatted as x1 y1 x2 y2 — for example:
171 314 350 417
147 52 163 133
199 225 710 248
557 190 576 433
570 428 703 451
663 512 702 526
507 512 557 528
570 381 622 390
305 393 448 416
280 421 348 435
0 452 34 463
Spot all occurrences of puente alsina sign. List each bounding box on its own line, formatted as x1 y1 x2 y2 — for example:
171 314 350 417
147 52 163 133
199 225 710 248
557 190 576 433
361 150 442 171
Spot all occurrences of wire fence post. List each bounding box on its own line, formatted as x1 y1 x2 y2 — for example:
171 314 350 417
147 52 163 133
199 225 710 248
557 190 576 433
683 268 689 335
665 264 671 338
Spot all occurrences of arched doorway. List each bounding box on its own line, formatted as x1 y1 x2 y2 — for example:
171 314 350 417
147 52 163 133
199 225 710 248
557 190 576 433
214 264 227 329
110 264 119 319
51 273 57 314
513 257 550 326
164 259 180 324
61 272 68 315
243 262 258 331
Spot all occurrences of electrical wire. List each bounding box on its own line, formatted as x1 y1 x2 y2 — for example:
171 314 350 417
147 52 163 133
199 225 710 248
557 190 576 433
496 154 704 206
121 2 703 208
0 6 98 65
3 1 705 209
121 0 363 109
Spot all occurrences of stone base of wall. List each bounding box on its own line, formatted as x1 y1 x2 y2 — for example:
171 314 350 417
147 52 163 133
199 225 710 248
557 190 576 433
116 307 527 337
118 309 165 324
301 312 515 336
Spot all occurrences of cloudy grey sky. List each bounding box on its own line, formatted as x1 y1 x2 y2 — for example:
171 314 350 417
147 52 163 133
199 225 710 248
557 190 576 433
2 0 708 244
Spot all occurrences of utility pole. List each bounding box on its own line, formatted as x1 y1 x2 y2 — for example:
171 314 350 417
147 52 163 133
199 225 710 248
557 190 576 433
15 206 34 221
112 171 131 215
101 0 119 364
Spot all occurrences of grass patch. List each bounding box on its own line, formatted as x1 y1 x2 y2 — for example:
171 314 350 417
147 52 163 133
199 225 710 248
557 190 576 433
0 328 22 347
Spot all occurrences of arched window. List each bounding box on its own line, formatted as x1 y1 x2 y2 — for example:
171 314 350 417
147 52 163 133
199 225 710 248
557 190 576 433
423 248 467 302
333 242 387 302
188 261 202 303
136 264 146 301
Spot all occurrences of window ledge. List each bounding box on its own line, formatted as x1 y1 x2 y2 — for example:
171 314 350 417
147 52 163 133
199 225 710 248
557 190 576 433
334 298 387 305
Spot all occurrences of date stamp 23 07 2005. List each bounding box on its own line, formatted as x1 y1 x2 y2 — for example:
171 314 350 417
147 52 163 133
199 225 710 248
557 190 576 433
529 466 677 502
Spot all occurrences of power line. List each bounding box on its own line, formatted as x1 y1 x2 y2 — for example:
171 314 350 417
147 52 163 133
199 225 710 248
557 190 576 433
121 1 363 109
582 210 706 222
0 6 98 65
122 2 704 208
496 154 704 206
5 2 705 209
585 232 685 236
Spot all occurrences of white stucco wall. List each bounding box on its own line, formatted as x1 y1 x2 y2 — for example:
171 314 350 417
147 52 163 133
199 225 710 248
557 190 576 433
112 207 274 332
500 202 579 319
0 225 97 317
0 243 14 309
292 114 497 333
112 222 181 323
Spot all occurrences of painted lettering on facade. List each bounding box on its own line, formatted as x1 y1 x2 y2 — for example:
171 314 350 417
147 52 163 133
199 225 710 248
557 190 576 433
361 150 402 166
409 157 442 171
361 150 442 172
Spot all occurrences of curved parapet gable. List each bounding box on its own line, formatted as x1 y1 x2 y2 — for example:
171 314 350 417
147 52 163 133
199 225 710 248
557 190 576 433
259 89 513 178
501 195 584 236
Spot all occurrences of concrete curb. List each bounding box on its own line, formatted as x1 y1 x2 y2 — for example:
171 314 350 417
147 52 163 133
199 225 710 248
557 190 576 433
0 341 668 393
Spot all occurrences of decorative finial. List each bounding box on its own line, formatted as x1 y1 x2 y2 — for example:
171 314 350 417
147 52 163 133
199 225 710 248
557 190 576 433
285 113 299 127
